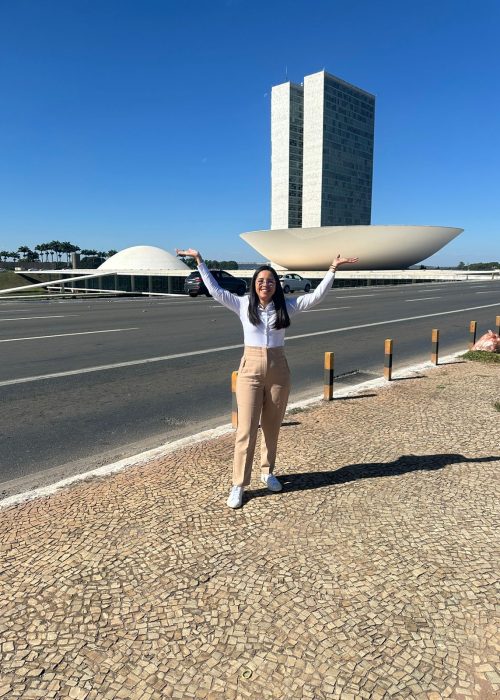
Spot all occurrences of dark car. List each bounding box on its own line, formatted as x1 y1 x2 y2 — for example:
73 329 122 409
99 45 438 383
184 269 247 297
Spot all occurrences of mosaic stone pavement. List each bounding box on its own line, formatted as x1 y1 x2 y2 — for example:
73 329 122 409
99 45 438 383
0 359 499 700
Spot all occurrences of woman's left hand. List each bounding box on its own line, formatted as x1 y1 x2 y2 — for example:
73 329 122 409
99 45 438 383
332 254 359 267
175 248 203 264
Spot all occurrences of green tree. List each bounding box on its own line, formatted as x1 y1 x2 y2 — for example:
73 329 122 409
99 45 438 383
18 245 32 260
80 249 99 268
60 242 70 265
48 240 61 264
42 243 52 262
51 241 64 266
468 261 500 270
59 241 80 265
43 243 51 262
26 250 40 262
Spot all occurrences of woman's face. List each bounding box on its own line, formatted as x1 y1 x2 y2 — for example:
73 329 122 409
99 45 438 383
255 270 276 305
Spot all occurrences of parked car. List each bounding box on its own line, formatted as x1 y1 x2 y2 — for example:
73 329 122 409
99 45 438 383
278 273 312 293
184 269 247 297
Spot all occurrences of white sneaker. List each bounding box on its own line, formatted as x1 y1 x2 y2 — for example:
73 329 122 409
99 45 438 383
260 473 282 492
227 485 244 509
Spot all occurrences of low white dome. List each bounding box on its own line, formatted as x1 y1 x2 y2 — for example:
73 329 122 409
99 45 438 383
98 246 189 271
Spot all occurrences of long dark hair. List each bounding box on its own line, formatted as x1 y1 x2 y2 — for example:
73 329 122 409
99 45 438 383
248 265 290 329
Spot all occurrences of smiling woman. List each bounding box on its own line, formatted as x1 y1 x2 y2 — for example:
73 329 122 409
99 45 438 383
175 247 358 509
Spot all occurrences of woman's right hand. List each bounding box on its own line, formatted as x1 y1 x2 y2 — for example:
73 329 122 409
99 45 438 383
176 248 202 263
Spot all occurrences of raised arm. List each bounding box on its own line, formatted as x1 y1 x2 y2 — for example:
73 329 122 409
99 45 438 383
288 270 335 314
175 248 242 314
288 254 359 315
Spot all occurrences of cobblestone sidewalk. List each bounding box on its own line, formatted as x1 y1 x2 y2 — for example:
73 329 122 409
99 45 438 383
1 359 499 700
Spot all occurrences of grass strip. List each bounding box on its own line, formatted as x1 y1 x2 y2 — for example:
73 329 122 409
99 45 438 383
461 350 500 364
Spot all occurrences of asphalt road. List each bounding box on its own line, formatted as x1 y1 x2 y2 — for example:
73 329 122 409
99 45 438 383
1 280 499 495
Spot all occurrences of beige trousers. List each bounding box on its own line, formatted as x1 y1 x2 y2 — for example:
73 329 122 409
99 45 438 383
233 346 291 487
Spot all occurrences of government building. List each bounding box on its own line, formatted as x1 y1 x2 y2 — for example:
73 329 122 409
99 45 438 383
241 69 460 270
271 70 375 230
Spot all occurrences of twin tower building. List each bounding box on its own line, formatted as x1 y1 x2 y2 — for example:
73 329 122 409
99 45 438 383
242 70 461 268
271 70 375 231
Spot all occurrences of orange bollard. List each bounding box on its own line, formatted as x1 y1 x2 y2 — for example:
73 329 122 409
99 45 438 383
496 315 500 336
384 339 393 381
469 320 477 349
431 329 439 365
323 352 334 401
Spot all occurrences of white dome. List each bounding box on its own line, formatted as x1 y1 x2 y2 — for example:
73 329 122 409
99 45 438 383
98 246 189 271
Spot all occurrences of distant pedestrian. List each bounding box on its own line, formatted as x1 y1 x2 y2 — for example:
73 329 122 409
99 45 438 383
175 248 358 508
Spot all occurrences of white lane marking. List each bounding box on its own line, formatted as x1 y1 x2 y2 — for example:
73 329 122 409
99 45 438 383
1 302 499 388
286 302 500 342
405 297 441 302
0 342 244 385
0 350 466 510
335 294 375 298
0 328 139 344
304 307 351 313
476 291 498 294
58 295 191 302
58 298 207 307
0 315 78 322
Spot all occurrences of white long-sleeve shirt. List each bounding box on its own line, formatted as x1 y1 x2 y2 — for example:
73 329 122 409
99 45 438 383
198 262 335 348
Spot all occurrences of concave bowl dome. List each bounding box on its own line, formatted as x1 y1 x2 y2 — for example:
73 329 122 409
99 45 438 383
98 246 189 271
240 225 463 270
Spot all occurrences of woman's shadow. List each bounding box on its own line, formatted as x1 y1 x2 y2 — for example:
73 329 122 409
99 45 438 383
248 453 499 497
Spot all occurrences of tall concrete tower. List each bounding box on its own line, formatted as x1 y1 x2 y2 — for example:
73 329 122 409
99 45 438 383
271 81 304 230
271 70 375 229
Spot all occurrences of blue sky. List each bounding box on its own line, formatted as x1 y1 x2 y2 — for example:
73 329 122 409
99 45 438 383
1 0 498 265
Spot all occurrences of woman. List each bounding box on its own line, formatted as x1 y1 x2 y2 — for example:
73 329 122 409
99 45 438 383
175 248 359 508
